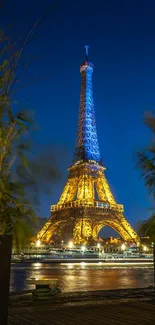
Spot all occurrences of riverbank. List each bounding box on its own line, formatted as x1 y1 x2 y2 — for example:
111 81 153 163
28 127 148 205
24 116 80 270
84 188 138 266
9 286 155 306
8 287 155 325
12 257 153 264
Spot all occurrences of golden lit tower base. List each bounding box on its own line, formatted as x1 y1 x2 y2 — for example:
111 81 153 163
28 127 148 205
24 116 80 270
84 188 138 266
37 47 139 245
37 160 139 244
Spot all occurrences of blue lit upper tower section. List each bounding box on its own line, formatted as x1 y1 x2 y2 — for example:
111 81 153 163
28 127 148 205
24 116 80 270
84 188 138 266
73 46 101 164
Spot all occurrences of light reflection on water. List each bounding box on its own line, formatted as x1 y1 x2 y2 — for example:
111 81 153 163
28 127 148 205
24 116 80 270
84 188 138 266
10 262 154 293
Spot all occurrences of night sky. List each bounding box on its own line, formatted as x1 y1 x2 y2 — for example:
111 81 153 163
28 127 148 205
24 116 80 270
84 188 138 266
2 0 155 234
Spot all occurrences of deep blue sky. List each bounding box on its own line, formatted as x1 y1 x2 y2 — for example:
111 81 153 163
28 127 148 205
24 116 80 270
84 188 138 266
2 0 155 232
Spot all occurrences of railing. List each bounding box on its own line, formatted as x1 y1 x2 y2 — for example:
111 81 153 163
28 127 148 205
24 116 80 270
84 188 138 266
51 200 124 212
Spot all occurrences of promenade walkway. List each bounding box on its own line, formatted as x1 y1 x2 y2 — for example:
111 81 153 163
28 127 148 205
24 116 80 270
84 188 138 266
8 288 155 325
8 300 155 325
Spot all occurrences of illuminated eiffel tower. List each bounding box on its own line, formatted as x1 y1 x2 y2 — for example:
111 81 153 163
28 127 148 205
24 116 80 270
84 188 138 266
37 46 139 245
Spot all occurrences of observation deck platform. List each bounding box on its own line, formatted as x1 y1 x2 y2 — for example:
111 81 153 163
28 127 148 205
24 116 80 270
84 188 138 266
51 200 124 213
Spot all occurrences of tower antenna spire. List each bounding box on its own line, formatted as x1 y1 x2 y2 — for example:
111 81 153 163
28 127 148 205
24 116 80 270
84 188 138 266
84 45 89 61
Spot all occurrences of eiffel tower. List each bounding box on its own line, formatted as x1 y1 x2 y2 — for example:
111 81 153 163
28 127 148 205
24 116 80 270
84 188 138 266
37 46 139 245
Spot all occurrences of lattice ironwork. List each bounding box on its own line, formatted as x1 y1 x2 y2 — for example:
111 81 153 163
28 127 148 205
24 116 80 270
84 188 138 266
73 60 101 163
37 48 140 245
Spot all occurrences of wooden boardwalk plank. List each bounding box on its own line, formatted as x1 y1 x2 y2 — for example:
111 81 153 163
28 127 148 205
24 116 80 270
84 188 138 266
8 301 155 325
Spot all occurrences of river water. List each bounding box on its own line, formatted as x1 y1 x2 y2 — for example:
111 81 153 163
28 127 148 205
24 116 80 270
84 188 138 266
10 262 154 293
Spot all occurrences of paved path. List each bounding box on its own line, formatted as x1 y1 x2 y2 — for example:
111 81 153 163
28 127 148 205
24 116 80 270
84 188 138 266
8 301 155 325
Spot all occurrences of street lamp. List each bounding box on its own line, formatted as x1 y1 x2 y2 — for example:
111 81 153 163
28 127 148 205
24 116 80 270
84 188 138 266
81 245 86 252
121 243 126 251
69 241 73 249
143 245 147 252
36 239 41 257
36 239 41 248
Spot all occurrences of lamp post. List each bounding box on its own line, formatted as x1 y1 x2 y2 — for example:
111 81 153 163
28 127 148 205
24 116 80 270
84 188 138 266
121 243 126 252
36 239 41 256
81 245 86 252
97 242 100 256
69 241 73 249
143 245 147 252
36 239 41 248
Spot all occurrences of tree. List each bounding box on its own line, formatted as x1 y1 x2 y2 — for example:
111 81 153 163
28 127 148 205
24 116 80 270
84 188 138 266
137 112 155 287
0 22 60 244
0 20 60 324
